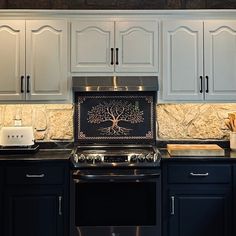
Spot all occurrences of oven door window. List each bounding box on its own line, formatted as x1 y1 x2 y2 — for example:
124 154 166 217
75 182 156 226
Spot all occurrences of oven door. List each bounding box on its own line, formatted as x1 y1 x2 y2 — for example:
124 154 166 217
70 168 161 236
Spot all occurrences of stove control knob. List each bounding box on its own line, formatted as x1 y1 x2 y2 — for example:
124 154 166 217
130 155 138 163
78 154 86 163
86 155 94 163
73 154 79 163
146 153 154 162
137 154 145 162
94 155 102 163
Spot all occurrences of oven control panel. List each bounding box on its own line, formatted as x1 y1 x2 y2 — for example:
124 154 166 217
72 152 159 167
104 156 128 163
71 145 161 168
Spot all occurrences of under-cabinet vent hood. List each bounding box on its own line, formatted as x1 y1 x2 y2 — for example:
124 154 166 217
72 76 158 92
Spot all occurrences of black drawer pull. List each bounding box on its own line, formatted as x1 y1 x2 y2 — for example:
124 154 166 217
111 48 114 65
20 76 24 93
205 76 209 93
115 48 119 65
26 174 45 178
200 76 203 93
26 75 30 93
190 172 209 177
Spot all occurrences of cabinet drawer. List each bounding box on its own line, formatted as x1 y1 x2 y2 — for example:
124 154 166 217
168 164 231 184
6 166 65 185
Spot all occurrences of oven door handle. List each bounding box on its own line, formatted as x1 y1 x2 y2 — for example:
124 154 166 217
73 173 160 181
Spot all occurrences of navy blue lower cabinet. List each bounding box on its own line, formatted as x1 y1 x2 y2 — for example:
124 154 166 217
5 187 64 236
4 161 69 236
162 162 233 236
168 187 231 236
0 167 3 236
233 165 236 236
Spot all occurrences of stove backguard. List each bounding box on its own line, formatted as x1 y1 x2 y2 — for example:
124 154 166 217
74 91 156 144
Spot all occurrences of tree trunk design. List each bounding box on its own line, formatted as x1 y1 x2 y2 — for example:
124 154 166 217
87 100 144 136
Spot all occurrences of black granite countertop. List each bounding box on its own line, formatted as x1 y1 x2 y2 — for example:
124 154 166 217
0 142 73 161
156 139 236 162
1 140 235 162
0 149 72 161
156 139 230 149
159 148 236 162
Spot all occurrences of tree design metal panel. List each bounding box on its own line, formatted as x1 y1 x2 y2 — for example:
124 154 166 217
75 92 155 142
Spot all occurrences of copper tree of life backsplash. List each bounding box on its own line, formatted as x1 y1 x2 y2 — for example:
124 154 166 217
87 100 144 136
76 94 154 141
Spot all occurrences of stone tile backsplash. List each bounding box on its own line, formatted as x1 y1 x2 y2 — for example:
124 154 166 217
157 104 236 140
0 104 73 141
0 103 235 141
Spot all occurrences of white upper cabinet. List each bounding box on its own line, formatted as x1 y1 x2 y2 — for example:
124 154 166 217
26 20 68 100
115 21 158 73
0 20 25 100
163 20 204 101
204 21 236 101
163 19 236 101
0 20 68 101
71 21 114 72
71 19 159 73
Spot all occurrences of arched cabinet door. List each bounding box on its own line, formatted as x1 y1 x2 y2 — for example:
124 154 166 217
71 21 115 72
71 19 159 74
0 21 25 100
115 20 159 73
26 20 68 100
162 20 204 101
204 21 236 101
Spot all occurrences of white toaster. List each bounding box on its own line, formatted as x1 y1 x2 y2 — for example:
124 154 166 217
0 126 35 146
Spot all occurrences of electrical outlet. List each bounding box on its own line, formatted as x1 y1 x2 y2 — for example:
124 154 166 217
14 119 22 126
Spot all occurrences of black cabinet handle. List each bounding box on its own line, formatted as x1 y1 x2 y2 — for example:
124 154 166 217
26 75 30 93
200 76 203 93
115 48 119 65
111 48 114 65
205 76 209 93
20 76 24 93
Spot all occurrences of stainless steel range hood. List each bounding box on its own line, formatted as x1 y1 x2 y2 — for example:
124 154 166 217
72 76 158 92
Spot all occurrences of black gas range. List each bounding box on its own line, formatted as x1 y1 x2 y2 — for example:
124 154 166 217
70 76 161 236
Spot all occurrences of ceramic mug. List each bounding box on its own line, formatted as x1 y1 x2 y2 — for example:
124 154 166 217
230 132 236 151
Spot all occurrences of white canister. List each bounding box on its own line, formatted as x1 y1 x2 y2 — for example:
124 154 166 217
230 132 236 151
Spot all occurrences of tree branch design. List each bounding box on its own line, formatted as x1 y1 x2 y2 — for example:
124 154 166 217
87 100 144 135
